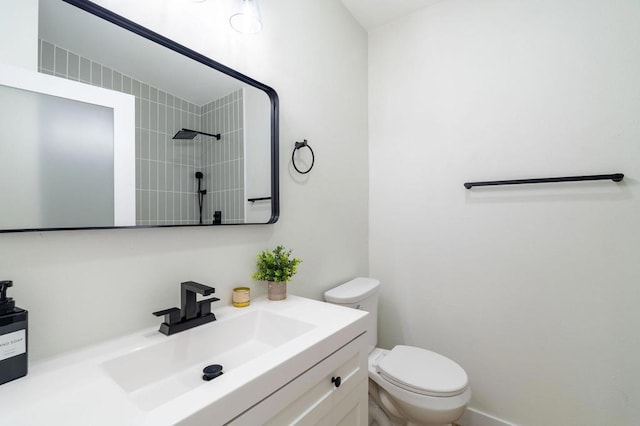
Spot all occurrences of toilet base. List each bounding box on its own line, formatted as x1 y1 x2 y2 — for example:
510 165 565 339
369 391 455 426
369 398 392 426
368 392 404 426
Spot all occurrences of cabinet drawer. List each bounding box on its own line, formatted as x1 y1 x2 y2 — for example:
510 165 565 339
229 333 368 426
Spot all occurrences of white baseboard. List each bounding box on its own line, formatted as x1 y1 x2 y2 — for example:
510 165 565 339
457 407 517 426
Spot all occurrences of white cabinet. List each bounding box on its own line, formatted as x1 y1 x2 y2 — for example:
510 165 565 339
229 333 368 425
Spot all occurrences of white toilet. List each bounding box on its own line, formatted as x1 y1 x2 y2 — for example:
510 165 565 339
324 278 471 426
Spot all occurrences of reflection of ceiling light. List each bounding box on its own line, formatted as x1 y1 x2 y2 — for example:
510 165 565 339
229 0 263 34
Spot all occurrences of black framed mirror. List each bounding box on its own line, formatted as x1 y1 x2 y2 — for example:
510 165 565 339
0 0 278 232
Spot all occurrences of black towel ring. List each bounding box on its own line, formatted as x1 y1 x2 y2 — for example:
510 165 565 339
292 139 315 174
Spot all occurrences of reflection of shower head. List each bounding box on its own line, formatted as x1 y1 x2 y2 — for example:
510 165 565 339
173 129 199 139
195 171 204 179
172 128 221 140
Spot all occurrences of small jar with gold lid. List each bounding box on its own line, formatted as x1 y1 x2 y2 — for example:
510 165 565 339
232 287 250 307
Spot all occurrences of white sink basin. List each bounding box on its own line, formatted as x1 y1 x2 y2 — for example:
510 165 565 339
0 295 368 426
103 310 314 410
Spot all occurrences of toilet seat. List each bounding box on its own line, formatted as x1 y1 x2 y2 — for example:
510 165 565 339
376 345 468 397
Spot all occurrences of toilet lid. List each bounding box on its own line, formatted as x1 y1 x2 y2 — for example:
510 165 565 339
377 345 468 397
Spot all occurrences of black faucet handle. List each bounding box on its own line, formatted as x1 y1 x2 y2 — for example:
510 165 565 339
181 281 216 296
198 297 220 316
153 307 181 325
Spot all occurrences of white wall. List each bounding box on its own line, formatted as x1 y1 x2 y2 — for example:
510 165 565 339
0 0 368 361
0 0 38 70
369 1 640 425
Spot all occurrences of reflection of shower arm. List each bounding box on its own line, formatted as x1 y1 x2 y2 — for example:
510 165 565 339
188 129 221 140
172 128 221 140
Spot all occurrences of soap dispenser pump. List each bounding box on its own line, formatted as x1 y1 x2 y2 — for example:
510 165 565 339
0 280 28 385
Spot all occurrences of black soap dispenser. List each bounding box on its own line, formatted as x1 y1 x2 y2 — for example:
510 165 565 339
0 280 28 385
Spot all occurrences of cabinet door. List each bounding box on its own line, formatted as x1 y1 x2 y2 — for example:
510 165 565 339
332 377 367 426
228 333 368 426
316 376 367 426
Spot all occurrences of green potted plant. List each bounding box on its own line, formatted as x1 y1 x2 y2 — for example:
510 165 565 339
252 245 302 300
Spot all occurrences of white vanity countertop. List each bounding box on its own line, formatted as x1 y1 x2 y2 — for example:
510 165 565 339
0 295 368 425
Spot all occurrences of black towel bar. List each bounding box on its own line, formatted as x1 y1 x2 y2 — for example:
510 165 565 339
248 197 271 203
464 173 624 189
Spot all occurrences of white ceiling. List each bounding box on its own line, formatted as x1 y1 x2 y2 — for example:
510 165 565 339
340 0 445 30
37 0 443 103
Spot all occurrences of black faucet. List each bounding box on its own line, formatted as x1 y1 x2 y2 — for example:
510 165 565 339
153 281 220 336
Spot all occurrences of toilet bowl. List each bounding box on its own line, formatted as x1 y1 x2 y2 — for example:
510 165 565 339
324 278 471 426
369 347 470 425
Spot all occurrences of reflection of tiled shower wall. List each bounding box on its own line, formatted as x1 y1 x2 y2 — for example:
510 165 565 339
201 90 245 224
38 39 204 225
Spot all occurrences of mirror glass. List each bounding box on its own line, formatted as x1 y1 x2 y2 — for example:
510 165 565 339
0 0 278 232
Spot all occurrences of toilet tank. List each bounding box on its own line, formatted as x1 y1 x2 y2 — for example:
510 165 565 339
324 277 380 352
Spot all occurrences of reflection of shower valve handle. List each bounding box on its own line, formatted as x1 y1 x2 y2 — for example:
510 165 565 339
213 211 222 225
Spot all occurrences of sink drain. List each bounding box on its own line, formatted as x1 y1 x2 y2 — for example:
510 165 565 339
202 364 224 381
